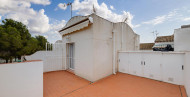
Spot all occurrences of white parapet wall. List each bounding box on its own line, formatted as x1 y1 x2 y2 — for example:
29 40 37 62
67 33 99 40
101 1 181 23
118 51 185 85
0 61 43 97
118 51 190 96
25 51 65 72
185 52 190 97
25 51 56 61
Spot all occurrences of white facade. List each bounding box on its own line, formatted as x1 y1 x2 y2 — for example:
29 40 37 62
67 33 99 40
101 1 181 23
174 27 190 51
60 14 140 82
185 52 190 97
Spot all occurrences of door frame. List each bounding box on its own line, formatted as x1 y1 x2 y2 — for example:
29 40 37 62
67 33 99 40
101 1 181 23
66 43 75 70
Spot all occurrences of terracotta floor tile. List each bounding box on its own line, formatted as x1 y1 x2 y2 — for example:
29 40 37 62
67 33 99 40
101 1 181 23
44 71 187 97
43 71 90 97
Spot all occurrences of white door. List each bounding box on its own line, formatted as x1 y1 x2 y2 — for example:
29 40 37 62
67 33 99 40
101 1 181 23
119 52 143 76
162 53 184 85
128 53 143 77
119 52 130 73
66 43 75 70
142 53 162 81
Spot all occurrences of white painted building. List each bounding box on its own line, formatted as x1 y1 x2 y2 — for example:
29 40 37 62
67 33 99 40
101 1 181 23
174 24 190 51
59 14 140 82
23 18 190 96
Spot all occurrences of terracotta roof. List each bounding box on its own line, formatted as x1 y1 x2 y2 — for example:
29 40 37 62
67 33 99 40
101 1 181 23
140 43 154 50
155 35 174 43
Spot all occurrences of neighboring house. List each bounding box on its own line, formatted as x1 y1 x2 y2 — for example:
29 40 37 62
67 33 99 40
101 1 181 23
155 35 174 43
174 24 190 51
140 43 154 51
59 14 140 82
153 35 174 51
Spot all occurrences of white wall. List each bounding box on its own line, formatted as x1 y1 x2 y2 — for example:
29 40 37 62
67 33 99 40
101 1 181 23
113 22 140 72
185 52 190 96
25 51 47 60
44 56 65 72
25 50 65 72
113 22 140 51
119 51 185 85
25 51 63 61
62 24 94 82
92 14 113 82
0 61 43 97
174 27 190 51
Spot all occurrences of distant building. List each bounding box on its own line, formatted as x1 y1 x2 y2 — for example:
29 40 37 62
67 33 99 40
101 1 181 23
155 35 174 43
140 43 154 50
153 35 174 51
174 24 190 51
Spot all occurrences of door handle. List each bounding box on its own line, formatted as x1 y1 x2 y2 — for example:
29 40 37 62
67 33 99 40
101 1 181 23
144 61 145 65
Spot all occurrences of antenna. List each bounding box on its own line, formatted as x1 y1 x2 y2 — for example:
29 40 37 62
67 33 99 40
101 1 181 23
68 2 72 18
63 2 72 18
151 31 155 41
92 4 96 14
155 30 159 37
151 30 159 41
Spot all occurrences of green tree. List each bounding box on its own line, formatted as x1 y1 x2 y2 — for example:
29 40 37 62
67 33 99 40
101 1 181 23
0 26 22 62
35 35 48 50
0 19 49 63
1 19 32 58
0 26 11 62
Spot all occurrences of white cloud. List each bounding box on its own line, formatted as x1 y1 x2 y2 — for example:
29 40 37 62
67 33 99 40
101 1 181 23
0 15 1 20
42 19 66 43
58 3 67 10
183 17 190 21
142 9 178 25
0 0 67 43
133 24 141 28
32 19 66 43
49 20 66 34
29 0 50 5
0 0 51 33
143 16 167 25
110 5 115 10
58 0 134 27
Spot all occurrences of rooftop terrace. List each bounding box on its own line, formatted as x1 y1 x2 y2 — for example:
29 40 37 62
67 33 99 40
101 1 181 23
44 71 187 97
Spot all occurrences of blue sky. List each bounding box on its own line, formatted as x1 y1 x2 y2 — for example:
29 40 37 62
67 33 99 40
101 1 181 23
0 0 190 43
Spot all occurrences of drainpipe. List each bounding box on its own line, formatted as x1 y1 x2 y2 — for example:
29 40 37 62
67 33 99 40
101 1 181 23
112 24 116 74
64 39 67 70
121 23 123 50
